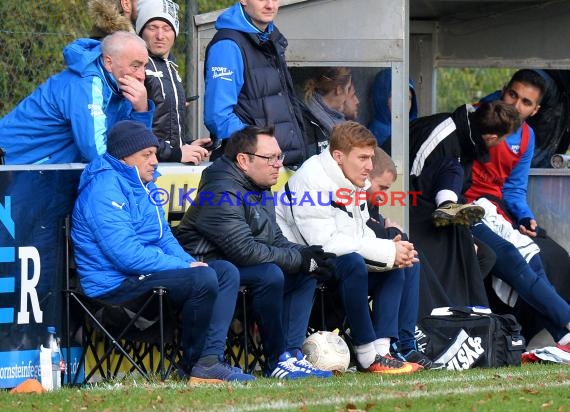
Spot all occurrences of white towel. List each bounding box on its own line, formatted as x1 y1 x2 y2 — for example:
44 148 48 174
524 346 570 365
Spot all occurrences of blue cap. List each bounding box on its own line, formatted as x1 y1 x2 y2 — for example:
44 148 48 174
106 120 160 159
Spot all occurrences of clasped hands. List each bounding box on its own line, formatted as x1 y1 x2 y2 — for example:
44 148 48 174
393 234 419 268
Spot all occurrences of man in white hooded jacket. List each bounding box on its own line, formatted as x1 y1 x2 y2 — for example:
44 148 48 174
276 121 420 374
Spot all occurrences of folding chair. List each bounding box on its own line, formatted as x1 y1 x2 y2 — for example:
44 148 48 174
308 282 348 334
166 213 267 374
224 286 267 374
62 217 182 383
226 283 332 373
307 283 328 335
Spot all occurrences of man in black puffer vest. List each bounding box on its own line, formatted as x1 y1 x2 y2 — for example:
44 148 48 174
203 1 307 168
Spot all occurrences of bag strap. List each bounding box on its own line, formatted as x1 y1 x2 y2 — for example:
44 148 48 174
492 313 521 330
446 306 492 317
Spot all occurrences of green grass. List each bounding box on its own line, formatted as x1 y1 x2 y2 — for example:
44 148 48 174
3 363 570 411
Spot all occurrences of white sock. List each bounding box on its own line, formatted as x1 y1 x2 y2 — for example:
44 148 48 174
355 342 377 368
558 331 570 346
435 189 458 207
373 338 391 356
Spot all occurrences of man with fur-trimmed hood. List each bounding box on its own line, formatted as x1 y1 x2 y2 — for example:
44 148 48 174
88 0 138 39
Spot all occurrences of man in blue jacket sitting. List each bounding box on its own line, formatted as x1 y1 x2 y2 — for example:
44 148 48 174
71 120 254 382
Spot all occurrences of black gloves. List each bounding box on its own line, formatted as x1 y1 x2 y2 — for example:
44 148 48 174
300 245 337 282
519 217 547 238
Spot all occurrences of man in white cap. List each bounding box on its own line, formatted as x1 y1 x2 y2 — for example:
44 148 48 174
136 0 211 164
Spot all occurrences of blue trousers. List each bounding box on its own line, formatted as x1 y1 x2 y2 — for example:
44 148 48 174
238 263 316 371
397 262 421 353
472 222 570 341
336 253 405 346
98 260 239 368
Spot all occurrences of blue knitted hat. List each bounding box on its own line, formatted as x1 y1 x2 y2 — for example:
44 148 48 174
106 121 159 159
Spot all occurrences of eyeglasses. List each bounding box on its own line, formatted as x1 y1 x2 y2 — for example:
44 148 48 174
243 152 285 166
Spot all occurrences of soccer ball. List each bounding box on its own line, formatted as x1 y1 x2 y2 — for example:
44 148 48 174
302 331 351 372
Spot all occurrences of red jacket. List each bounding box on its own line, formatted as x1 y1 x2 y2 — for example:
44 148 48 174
464 123 530 222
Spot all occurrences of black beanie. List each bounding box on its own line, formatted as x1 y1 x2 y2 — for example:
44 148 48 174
106 121 160 159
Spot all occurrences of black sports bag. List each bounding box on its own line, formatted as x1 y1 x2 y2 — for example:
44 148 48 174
416 307 526 370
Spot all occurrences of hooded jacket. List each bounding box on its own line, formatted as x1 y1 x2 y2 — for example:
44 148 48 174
145 54 190 162
0 38 154 165
275 150 397 271
173 155 304 272
88 0 135 39
203 3 306 167
368 68 418 150
72 153 193 297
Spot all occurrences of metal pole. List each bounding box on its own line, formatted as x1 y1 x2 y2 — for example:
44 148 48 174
185 0 199 139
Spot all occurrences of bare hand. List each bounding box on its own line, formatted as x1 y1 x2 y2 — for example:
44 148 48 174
191 137 212 147
393 234 418 268
518 219 538 237
181 144 209 164
190 261 208 268
118 74 148 112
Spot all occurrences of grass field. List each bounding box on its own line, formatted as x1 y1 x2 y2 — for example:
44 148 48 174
2 363 570 411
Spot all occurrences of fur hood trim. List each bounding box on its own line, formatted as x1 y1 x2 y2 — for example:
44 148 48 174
88 0 135 39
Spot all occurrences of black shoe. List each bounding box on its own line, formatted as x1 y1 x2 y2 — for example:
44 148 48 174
403 350 445 370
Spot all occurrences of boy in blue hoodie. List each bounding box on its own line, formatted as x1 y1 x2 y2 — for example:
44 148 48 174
0 31 154 165
203 0 307 167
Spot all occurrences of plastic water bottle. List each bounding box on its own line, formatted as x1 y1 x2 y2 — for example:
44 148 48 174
47 326 62 390
58 338 66 385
